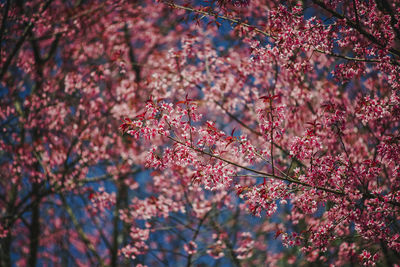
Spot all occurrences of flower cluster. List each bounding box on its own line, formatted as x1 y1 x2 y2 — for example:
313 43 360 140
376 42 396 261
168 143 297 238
234 232 254 259
88 187 116 214
120 227 149 260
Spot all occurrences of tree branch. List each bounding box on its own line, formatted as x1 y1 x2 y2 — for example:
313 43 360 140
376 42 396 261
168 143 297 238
311 0 400 58
60 194 105 267
167 136 344 195
0 0 10 57
163 0 386 63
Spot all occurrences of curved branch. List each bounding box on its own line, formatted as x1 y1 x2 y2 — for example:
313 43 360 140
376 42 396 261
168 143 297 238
167 136 344 195
311 0 400 59
162 1 386 64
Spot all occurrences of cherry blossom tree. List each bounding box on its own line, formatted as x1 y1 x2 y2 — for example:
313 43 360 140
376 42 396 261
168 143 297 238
1 0 400 266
